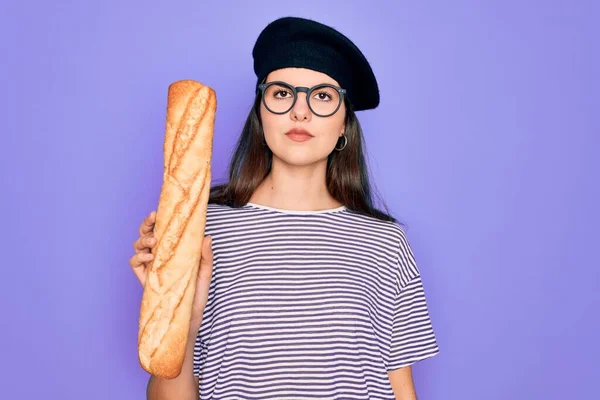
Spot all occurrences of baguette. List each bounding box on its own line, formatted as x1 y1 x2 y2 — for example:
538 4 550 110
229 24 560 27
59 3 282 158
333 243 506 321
137 79 217 379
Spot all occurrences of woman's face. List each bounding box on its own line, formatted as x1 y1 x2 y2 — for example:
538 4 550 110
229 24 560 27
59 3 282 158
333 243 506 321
259 67 346 167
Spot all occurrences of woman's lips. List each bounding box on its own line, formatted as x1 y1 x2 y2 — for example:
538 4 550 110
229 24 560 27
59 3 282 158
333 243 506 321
286 128 314 142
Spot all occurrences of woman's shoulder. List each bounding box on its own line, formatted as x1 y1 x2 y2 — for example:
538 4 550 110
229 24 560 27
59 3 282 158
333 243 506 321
205 202 249 220
341 207 407 240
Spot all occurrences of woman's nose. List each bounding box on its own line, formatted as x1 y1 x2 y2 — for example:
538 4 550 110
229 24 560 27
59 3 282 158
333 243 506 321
290 93 311 121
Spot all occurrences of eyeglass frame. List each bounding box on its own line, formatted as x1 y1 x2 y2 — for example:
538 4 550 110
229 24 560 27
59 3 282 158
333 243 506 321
257 80 347 117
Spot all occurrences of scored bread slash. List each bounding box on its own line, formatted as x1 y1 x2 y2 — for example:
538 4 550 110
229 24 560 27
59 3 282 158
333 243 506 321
137 79 216 379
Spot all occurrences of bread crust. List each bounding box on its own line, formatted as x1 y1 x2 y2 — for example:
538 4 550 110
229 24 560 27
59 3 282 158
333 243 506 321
137 80 216 379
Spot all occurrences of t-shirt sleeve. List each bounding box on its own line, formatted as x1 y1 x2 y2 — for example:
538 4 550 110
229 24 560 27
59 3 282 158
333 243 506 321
386 231 440 370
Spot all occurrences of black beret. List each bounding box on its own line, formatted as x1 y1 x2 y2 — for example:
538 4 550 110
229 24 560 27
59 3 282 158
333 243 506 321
252 16 380 111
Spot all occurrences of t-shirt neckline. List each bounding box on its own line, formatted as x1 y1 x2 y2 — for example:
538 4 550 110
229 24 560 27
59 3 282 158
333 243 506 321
244 202 347 215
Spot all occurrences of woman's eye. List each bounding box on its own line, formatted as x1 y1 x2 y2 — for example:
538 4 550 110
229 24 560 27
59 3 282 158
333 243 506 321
314 92 332 101
274 90 291 98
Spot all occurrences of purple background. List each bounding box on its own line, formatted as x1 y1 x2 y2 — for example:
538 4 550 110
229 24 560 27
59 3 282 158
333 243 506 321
2 1 598 399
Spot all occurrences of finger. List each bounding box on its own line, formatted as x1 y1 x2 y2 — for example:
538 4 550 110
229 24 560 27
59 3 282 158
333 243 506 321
200 236 213 264
130 252 153 268
139 211 156 236
139 252 154 263
129 253 152 284
198 236 213 281
138 211 156 236
133 234 156 253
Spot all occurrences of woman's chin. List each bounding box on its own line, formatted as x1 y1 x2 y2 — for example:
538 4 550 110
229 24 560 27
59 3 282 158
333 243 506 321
272 149 329 167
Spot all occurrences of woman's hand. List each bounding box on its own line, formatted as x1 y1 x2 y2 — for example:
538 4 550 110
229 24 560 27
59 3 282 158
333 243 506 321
129 210 214 332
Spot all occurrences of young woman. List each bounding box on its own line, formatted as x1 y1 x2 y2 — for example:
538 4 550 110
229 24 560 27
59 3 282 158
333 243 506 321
130 16 439 400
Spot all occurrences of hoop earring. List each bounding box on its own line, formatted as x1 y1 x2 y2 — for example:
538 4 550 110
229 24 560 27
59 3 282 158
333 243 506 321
335 135 347 151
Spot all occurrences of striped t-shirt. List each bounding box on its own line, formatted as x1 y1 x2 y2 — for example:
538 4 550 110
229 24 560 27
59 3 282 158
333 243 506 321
193 202 439 399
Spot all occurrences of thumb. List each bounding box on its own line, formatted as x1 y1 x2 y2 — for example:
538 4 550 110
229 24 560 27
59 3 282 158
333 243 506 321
198 236 213 281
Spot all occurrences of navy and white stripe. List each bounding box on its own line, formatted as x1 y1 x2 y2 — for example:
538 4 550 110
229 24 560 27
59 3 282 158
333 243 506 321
193 202 439 399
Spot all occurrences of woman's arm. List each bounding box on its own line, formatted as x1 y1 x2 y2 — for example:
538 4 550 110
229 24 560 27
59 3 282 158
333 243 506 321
388 366 418 400
146 327 199 400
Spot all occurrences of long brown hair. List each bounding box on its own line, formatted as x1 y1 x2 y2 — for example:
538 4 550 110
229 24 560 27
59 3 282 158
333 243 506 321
209 95 397 223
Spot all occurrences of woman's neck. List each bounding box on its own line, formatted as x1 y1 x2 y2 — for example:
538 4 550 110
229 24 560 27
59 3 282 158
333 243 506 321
249 159 343 211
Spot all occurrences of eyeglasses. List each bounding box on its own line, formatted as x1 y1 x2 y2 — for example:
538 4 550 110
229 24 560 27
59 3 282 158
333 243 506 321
257 81 347 117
